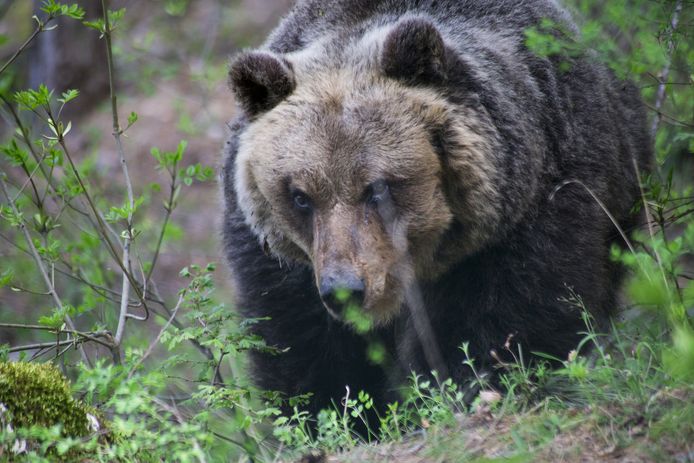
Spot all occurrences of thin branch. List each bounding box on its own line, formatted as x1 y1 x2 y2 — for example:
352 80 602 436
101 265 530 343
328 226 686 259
3 92 132 269
1 225 140 307
9 339 75 353
550 180 638 257
210 431 247 450
126 258 149 320
640 81 693 89
101 0 143 353
0 174 92 365
0 323 113 347
127 294 184 380
0 15 54 76
13 152 46 209
54 343 74 360
0 322 62 331
57 264 138 306
1 94 125 250
145 168 177 285
54 133 149 335
644 102 694 129
211 351 227 386
29 345 54 361
8 330 111 353
4 284 50 296
650 0 683 138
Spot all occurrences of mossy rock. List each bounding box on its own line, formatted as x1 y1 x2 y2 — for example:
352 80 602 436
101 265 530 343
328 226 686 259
0 362 91 437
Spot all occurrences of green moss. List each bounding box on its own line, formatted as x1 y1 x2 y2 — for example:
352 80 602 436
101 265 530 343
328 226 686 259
0 362 90 437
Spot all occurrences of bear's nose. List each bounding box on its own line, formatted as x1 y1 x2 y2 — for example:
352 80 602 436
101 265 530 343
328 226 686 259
318 271 365 315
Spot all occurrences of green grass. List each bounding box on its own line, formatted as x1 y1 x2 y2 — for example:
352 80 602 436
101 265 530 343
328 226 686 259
262 313 694 462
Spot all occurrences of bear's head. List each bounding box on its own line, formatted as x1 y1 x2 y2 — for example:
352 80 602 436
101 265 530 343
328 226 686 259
229 17 503 325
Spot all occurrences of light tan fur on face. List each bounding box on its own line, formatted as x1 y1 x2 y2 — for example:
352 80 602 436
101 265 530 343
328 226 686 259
234 34 503 323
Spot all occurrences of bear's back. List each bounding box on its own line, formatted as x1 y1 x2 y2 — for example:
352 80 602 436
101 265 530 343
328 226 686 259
266 0 575 54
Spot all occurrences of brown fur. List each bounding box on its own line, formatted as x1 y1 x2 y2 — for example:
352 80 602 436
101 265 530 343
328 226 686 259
223 0 652 419
235 58 500 322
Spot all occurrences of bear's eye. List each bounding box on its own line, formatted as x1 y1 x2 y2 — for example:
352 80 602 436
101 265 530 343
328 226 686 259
292 190 312 211
366 179 390 204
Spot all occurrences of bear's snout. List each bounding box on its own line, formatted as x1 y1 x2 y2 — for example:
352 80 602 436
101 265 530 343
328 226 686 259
318 270 366 317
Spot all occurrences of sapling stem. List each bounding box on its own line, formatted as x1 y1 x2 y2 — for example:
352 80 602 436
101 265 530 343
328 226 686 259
0 175 92 365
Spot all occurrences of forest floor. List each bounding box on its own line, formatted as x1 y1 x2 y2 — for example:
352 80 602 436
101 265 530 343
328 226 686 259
281 383 693 463
326 392 693 463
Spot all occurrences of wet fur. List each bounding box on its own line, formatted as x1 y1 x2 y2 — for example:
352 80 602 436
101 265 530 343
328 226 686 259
222 0 651 415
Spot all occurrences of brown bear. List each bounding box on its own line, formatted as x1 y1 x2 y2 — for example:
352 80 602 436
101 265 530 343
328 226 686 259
222 0 651 415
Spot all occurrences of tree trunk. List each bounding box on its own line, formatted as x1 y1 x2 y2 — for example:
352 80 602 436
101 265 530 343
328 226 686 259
28 0 108 119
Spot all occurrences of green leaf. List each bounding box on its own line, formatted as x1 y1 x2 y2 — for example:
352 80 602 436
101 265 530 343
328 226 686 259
41 1 85 20
14 85 53 111
107 8 127 29
83 19 105 33
0 140 29 166
58 89 79 104
127 111 138 127
0 269 13 288
164 0 189 16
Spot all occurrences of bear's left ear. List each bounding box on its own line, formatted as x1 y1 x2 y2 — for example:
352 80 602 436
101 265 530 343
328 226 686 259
381 17 447 85
229 51 296 116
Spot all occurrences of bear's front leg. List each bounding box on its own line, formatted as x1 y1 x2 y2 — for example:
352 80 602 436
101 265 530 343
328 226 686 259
226 216 392 416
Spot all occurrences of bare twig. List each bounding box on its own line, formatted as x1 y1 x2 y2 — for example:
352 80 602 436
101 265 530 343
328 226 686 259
126 258 148 320
0 322 76 332
54 343 75 360
12 151 46 209
211 352 227 386
0 323 114 349
57 264 139 306
650 0 683 138
5 285 50 296
127 294 184 379
145 167 177 286
644 102 694 129
550 180 638 257
8 330 113 353
55 135 146 309
100 0 143 354
10 339 76 353
0 15 54 76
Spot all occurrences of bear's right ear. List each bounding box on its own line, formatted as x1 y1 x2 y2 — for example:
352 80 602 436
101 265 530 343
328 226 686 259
229 52 296 116
381 17 447 86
